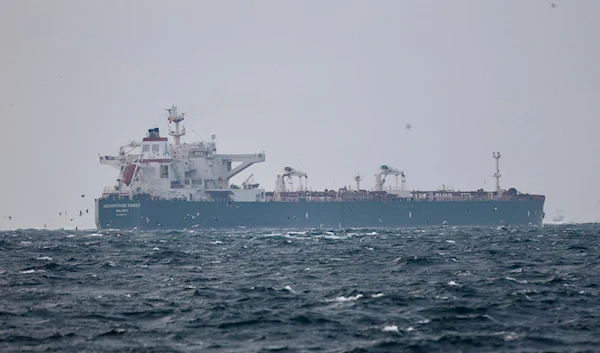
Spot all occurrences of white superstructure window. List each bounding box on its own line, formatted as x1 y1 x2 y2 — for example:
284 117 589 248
142 145 150 153
152 144 160 154
160 165 169 178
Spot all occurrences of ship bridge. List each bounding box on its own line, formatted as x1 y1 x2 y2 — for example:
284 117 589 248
99 105 267 202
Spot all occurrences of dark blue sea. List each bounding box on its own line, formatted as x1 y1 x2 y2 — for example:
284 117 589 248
1 224 599 352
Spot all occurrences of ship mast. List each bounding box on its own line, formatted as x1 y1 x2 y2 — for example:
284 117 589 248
355 173 362 191
493 152 501 193
167 105 186 145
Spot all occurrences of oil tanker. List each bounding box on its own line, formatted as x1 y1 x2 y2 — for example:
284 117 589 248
96 106 544 230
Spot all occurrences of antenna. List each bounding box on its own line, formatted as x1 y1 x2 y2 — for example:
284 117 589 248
492 152 501 193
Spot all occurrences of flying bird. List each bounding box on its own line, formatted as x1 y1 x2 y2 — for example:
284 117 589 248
81 194 85 198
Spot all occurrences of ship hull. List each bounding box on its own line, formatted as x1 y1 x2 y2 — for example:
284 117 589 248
96 198 545 230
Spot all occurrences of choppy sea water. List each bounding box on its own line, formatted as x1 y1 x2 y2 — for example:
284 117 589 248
1 224 599 352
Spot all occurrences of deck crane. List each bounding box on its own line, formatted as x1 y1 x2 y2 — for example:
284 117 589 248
374 165 406 192
242 174 260 189
275 166 307 192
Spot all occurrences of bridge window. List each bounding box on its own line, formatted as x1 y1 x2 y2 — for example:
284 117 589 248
160 165 169 178
192 178 203 186
152 144 160 154
142 145 150 153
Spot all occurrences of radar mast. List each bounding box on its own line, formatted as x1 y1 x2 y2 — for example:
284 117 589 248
167 105 186 145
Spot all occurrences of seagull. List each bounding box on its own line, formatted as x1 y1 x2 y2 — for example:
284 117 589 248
86 209 89 214
379 218 383 223
8 216 11 221
59 212 62 216
465 210 469 214
70 218 74 221
551 3 556 8
293 215 297 219
443 220 448 226
196 212 200 216
75 226 78 230
79 211 83 217
81 194 85 198
44 224 47 228
493 206 498 211
227 202 231 207
234 205 240 208
214 217 218 222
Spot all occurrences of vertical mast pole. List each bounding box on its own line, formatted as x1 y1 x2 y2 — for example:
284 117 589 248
493 152 501 193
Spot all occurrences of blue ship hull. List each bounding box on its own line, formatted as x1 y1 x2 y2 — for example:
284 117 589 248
95 198 545 230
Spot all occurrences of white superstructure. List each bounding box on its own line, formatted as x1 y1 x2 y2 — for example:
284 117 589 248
99 105 266 202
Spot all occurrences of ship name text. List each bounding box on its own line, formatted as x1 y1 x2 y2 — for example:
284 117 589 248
103 203 141 208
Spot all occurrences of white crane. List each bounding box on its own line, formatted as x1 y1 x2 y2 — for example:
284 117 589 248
374 165 406 192
275 166 308 193
242 174 259 189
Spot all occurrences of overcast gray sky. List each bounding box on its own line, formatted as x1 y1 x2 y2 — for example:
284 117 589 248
1 0 598 229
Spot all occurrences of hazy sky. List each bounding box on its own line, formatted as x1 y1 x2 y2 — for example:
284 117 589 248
1 0 599 229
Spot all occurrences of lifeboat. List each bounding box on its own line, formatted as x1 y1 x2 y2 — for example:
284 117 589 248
121 164 137 186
